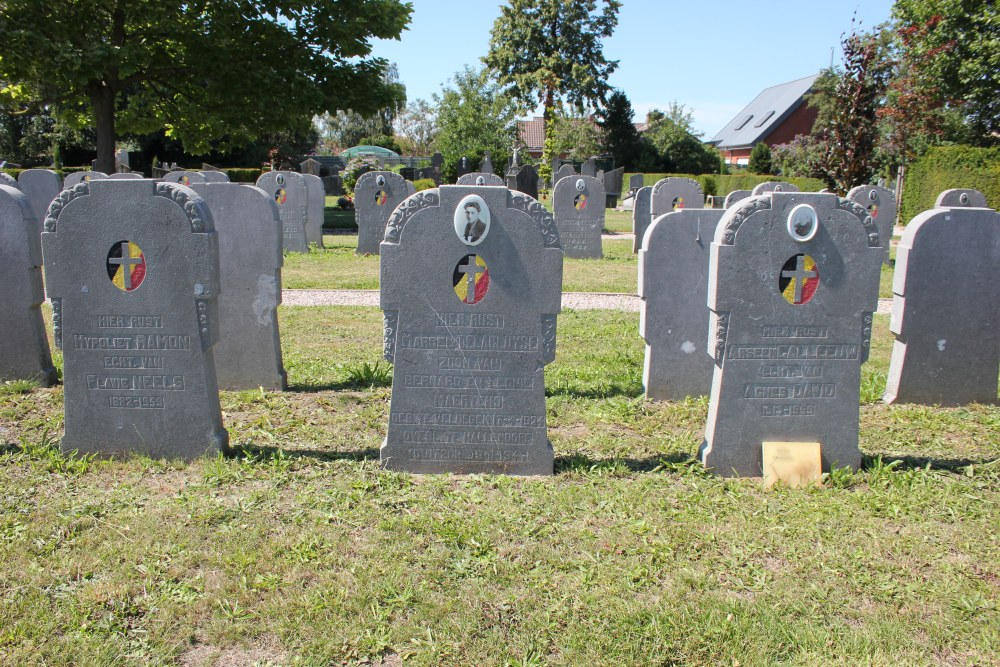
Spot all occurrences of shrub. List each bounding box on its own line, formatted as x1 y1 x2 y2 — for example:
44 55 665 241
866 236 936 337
222 168 263 183
342 155 382 194
413 178 436 192
899 145 1000 224
748 142 774 175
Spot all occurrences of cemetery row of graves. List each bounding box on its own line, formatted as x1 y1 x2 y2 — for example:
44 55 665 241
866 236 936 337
1 163 998 663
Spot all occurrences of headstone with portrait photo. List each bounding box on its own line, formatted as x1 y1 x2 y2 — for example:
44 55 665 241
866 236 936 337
354 170 408 255
700 192 882 477
457 172 505 186
650 177 704 220
380 185 563 474
847 184 895 266
553 175 606 259
41 179 229 458
256 171 310 253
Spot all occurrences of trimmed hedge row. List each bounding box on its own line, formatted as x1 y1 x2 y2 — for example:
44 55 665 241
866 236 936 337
1 166 92 180
899 145 1000 224
622 173 825 198
3 166 264 183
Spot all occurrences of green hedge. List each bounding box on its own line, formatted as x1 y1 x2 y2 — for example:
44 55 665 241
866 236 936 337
2 166 98 180
221 168 262 183
900 145 1000 224
622 173 825 198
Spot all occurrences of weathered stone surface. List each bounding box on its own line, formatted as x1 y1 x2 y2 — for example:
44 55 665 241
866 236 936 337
701 192 882 476
631 186 652 253
847 184 896 266
41 179 228 458
354 171 407 255
107 173 144 180
255 171 310 253
64 171 108 188
507 165 539 200
17 169 62 237
480 152 495 175
651 177 704 219
639 209 725 400
201 171 230 183
380 185 562 474
751 181 799 196
580 158 597 177
723 190 751 209
457 172 505 186
162 171 207 186
0 173 18 188
303 174 326 248
190 183 286 391
553 175 605 259
406 180 416 197
629 174 644 191
883 189 999 405
553 164 576 187
0 184 56 385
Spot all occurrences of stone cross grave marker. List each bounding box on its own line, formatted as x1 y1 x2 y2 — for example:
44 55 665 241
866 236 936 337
303 174 326 248
751 181 799 196
190 183 286 390
883 189 999 405
354 171 408 255
723 190 751 209
17 169 62 237
457 172 505 186
64 171 109 188
847 184 896 266
553 175 606 259
631 186 652 253
41 179 229 458
701 192 882 476
256 171 310 253
639 208 725 400
379 185 563 474
162 171 207 186
0 184 56 386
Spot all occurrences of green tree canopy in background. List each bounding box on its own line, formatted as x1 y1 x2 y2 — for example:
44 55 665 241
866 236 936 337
549 111 604 163
598 90 643 171
0 1 411 173
748 142 774 175
643 103 719 174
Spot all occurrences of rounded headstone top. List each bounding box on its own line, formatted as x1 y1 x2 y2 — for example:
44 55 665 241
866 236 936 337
723 190 751 209
751 181 800 196
64 171 109 188
935 189 988 209
163 170 206 185
0 172 19 189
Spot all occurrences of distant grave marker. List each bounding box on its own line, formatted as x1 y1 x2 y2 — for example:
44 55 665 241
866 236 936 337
354 171 408 255
256 171 310 253
553 175 605 259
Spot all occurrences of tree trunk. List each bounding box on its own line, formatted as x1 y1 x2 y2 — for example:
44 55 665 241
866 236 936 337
91 86 116 174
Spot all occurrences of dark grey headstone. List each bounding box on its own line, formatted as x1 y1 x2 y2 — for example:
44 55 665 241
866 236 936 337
651 177 704 219
457 172 505 186
553 164 576 187
847 184 896 266
751 181 799 196
580 158 597 178
300 158 321 176
701 192 882 476
639 209 725 400
255 171 309 253
303 174 326 248
480 151 494 175
162 171 207 186
723 190 751 209
0 184 56 385
603 167 624 208
354 171 407 255
190 183 286 391
41 179 228 458
629 174 644 191
64 171 109 188
553 175 605 259
17 169 62 237
883 189 999 406
380 186 562 474
631 186 652 254
507 164 539 200
456 157 471 179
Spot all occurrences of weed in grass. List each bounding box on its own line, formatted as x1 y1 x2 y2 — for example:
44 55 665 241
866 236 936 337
860 369 888 404
343 360 392 388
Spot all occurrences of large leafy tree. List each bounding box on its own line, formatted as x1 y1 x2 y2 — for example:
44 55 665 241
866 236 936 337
395 99 439 155
484 0 620 181
598 90 642 170
433 67 520 182
643 104 719 174
549 111 603 162
0 1 411 173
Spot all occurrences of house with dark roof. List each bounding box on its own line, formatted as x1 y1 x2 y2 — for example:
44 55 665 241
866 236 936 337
708 74 820 167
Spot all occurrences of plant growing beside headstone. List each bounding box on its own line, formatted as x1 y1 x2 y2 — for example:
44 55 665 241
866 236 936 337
342 155 382 194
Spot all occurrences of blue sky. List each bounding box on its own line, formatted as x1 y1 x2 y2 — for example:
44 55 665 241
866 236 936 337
371 0 896 138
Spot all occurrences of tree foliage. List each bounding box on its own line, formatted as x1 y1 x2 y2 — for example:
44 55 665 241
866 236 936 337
598 90 643 170
643 105 719 174
748 142 774 175
395 99 438 155
549 112 603 162
433 67 520 182
0 1 411 172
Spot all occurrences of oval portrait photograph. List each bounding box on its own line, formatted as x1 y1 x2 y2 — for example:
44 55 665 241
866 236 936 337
454 194 491 246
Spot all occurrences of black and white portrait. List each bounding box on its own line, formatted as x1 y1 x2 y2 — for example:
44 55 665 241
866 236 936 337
453 194 490 246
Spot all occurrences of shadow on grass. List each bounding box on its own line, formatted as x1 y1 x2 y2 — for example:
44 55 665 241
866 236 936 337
231 442 379 463
555 450 695 475
284 379 391 393
862 453 999 473
546 384 643 400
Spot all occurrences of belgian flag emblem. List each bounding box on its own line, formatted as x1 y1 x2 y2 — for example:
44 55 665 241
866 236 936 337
574 193 587 211
453 254 490 304
375 190 389 206
274 188 287 205
779 254 819 305
106 241 146 292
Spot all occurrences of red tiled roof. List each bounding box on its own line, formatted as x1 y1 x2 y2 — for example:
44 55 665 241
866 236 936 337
518 117 546 150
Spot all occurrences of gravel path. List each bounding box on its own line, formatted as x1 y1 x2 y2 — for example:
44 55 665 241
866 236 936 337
282 289 893 314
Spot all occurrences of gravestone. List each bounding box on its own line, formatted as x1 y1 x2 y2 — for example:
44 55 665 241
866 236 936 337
639 208 725 399
883 189 999 405
200 171 230 183
431 152 444 184
354 171 407 255
17 169 62 236
552 176 605 259
0 173 18 188
603 167 624 208
406 180 417 197
115 148 130 170
457 172 505 186
41 179 229 458
580 158 597 178
190 183 286 390
162 171 206 186
380 185 563 474
553 163 576 187
629 174 644 192
456 157 471 180
107 173 144 180
847 184 896 266
631 186 652 253
701 192 882 476
651 178 704 220
303 174 326 248
0 184 56 385
480 151 495 175
300 158 321 176
723 190 751 209
64 171 109 188
507 164 539 200
255 171 310 253
751 181 799 196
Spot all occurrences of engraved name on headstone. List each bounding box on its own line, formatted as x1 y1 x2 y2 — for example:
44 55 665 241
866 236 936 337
354 171 407 255
552 175 606 259
256 171 310 253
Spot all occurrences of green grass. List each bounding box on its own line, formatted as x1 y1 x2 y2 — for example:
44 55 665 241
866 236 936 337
1 308 998 665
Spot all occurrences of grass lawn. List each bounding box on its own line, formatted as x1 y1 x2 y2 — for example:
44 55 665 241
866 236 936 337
1 307 998 665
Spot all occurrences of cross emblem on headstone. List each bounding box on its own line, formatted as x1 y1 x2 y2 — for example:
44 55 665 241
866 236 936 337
781 255 817 304
457 256 485 303
109 242 143 290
